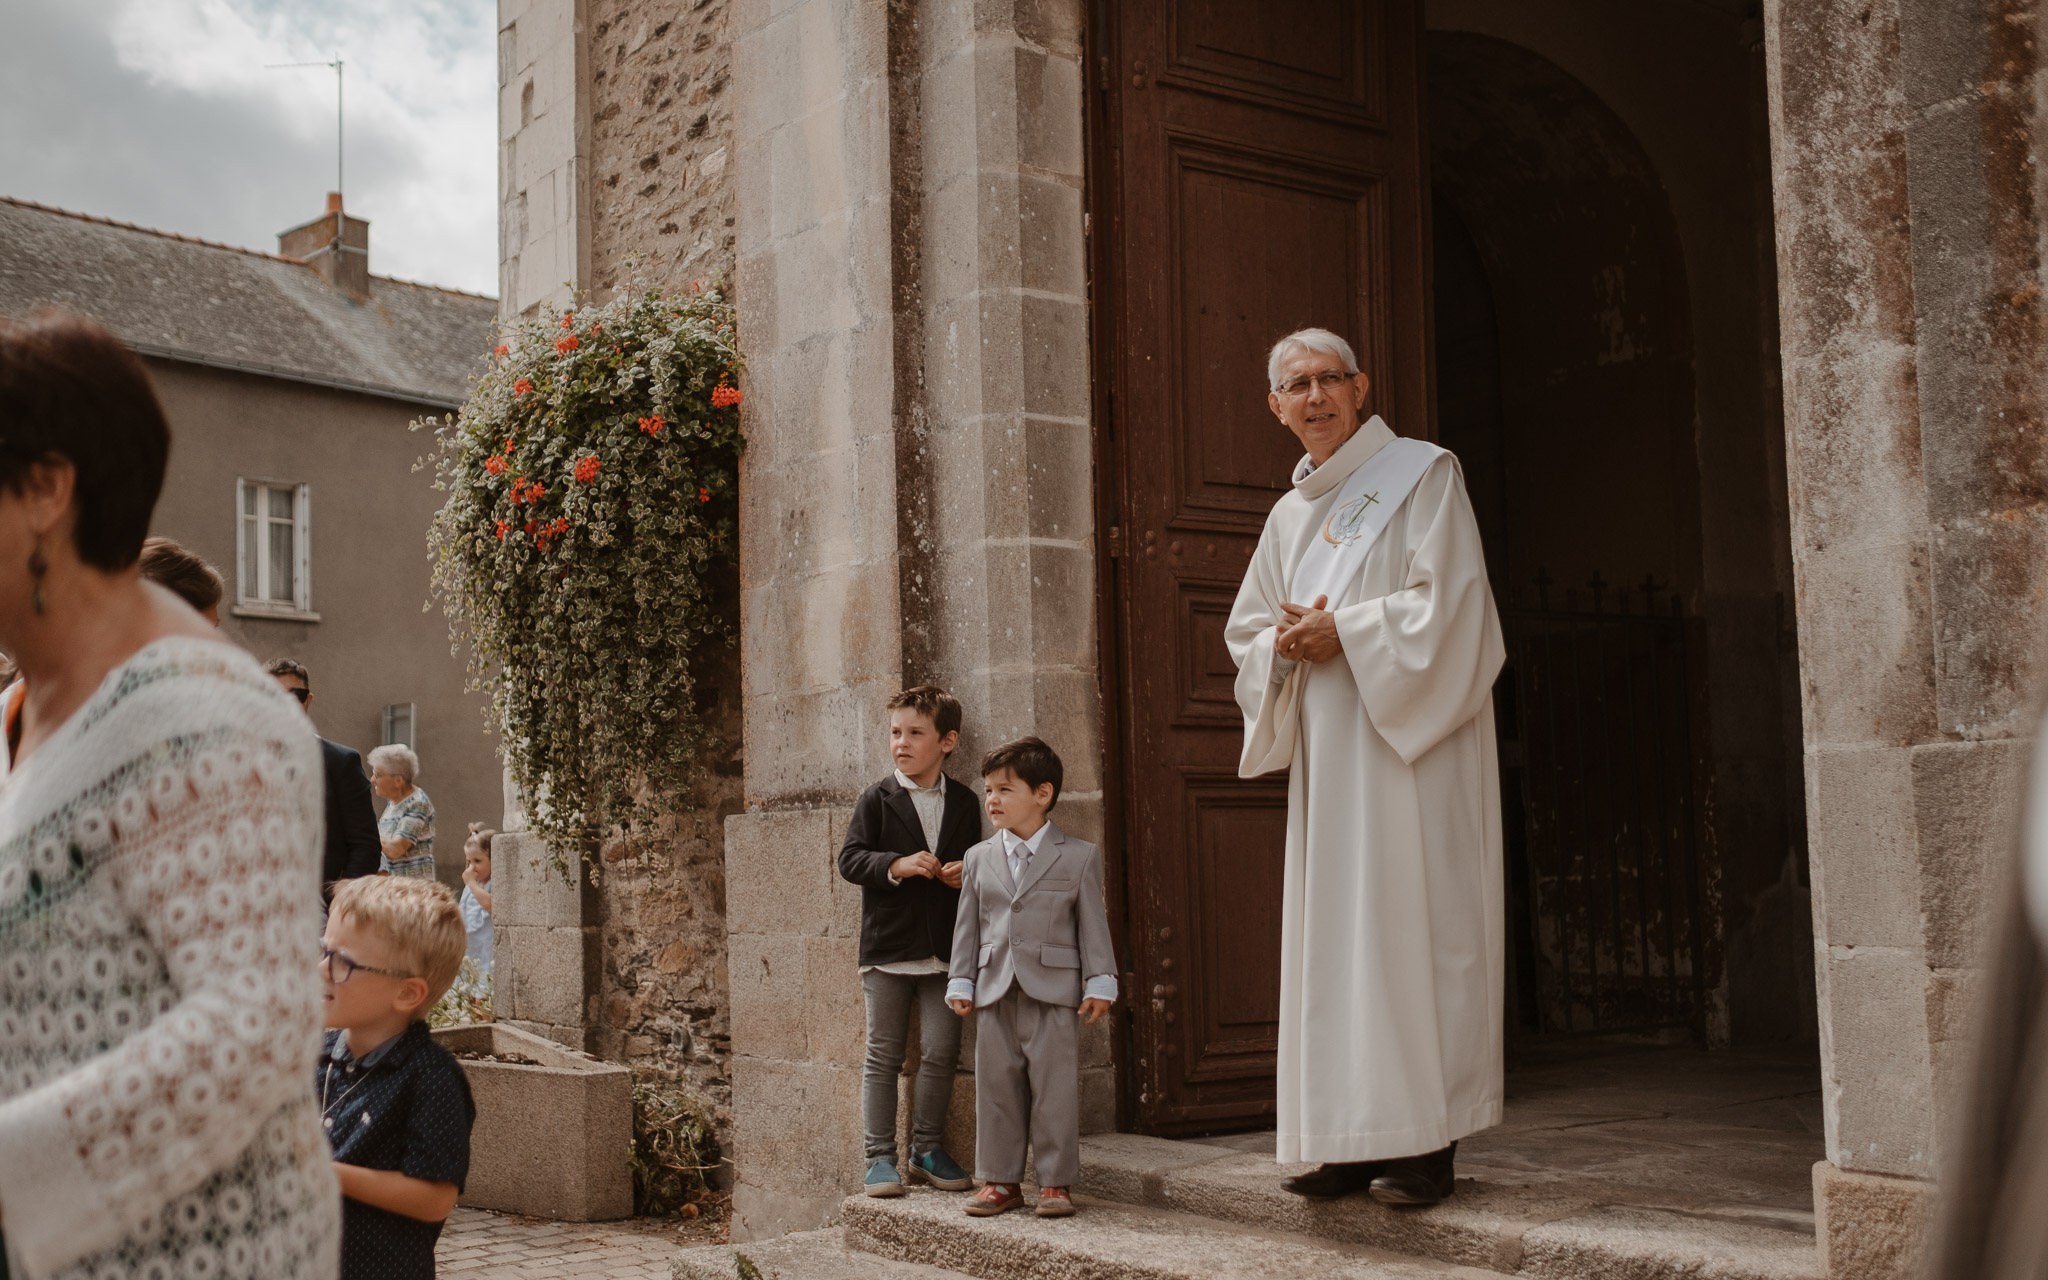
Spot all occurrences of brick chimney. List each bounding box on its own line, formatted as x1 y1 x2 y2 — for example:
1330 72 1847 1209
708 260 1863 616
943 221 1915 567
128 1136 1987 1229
279 193 369 296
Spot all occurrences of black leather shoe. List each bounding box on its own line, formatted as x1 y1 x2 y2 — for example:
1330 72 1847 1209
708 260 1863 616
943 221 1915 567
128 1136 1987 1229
1280 1160 1387 1199
1367 1142 1456 1207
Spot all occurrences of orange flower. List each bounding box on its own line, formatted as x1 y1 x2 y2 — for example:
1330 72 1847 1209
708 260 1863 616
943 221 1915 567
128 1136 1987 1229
574 455 601 483
711 383 742 409
493 344 508 358
637 414 665 436
485 455 507 476
525 519 538 536
495 519 509 540
556 335 580 353
699 487 710 503
559 312 575 329
513 378 533 397
529 483 547 502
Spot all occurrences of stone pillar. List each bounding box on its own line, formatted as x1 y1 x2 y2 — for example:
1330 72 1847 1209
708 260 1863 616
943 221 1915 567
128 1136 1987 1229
499 0 593 320
491 831 601 1051
1762 0 2048 1274
723 0 1101 1241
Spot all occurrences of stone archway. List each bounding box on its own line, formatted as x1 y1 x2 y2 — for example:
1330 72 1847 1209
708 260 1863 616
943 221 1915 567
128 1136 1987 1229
1427 31 1814 1048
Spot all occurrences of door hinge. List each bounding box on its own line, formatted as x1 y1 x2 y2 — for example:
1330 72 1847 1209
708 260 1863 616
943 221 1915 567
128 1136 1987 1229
1107 526 1125 558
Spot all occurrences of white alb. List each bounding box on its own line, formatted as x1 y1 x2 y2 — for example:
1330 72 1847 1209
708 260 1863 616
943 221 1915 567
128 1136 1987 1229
0 637 338 1279
1228 417 1508 1163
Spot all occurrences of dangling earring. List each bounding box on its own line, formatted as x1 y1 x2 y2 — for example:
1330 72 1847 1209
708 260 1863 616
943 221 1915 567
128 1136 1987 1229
28 540 47 617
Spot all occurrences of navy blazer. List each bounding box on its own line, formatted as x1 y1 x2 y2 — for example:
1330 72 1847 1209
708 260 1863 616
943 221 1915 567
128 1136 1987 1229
837 774 981 967
321 738 383 891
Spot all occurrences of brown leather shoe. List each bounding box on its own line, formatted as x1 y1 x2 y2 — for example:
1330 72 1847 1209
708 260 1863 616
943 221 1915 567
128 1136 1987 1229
1035 1186 1076 1217
964 1182 1023 1216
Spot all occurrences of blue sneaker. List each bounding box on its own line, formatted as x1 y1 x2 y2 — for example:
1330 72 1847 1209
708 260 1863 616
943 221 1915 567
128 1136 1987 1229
907 1147 973 1192
864 1156 905 1198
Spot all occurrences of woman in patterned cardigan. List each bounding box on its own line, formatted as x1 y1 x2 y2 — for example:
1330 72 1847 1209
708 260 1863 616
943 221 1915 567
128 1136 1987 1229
0 313 337 1279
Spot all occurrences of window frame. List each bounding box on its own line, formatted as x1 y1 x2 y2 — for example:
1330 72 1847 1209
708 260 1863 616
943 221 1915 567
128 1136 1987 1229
233 477 315 618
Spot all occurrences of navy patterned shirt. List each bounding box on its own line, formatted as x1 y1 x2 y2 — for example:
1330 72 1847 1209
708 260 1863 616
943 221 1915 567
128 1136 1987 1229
319 1022 475 1279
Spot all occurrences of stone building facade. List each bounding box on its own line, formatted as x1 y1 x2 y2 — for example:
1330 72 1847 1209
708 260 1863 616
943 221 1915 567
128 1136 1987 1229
497 1 2048 1274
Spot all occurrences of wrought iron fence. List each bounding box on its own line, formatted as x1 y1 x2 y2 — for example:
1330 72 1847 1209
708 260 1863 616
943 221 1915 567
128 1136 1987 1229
1496 573 1708 1035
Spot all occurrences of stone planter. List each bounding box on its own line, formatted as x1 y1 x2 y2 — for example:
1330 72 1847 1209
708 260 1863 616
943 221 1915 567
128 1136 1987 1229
433 1021 634 1221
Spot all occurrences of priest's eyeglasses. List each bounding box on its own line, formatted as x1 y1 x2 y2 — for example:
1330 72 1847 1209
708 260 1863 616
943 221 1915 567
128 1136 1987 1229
1276 369 1356 398
321 945 414 984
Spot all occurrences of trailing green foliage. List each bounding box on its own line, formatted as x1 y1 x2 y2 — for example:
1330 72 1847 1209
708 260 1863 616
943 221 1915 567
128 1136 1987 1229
424 285 743 854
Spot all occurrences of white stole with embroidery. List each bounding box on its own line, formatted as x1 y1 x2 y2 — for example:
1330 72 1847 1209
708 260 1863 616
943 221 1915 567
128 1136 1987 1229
1239 431 1445 777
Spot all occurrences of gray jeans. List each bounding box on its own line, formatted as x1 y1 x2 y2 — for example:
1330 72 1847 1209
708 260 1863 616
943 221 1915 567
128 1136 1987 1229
861 969 962 1161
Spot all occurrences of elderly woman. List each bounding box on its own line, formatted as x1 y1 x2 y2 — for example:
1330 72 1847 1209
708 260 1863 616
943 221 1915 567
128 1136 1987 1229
369 743 437 879
0 313 336 1277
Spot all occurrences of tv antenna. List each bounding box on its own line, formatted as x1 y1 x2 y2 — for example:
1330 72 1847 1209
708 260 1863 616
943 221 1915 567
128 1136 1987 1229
267 54 345 200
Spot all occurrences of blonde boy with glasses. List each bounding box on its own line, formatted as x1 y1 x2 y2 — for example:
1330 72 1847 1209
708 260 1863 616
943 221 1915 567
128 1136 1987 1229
318 876 475 1279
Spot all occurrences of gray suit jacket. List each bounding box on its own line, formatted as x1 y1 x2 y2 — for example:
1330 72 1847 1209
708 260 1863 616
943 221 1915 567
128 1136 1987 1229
949 822 1117 1009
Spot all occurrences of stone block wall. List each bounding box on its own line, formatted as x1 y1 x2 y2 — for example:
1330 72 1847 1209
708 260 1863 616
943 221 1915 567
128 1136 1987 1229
499 0 592 320
588 0 737 296
724 0 1103 1241
492 830 603 1049
1763 0 2048 1272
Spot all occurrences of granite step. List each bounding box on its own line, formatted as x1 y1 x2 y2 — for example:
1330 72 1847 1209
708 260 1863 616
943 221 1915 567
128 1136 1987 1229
673 1224 975 1280
1071 1133 1823 1280
842 1188 1512 1280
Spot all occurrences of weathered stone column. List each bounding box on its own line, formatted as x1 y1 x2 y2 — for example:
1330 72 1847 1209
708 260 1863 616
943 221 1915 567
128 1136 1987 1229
498 0 592 319
722 0 1100 1241
491 831 602 1051
1763 1 2048 1275
724 0 906 1240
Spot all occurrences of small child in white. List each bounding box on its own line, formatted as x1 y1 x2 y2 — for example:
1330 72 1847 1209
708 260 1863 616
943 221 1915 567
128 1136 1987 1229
459 825 494 977
948 736 1117 1218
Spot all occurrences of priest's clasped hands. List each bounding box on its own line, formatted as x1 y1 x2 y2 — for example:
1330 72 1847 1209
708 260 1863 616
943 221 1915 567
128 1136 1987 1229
1277 593 1343 663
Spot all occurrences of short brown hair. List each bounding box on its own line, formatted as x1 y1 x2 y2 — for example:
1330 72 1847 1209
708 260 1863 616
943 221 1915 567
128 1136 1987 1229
328 875 468 1010
0 311 170 569
139 536 223 613
980 736 1063 811
466 822 497 855
888 684 962 738
264 657 311 688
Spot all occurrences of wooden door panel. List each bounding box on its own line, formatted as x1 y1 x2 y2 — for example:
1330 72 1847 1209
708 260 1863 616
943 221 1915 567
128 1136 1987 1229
1166 1 1384 123
1100 0 1430 1134
1172 147 1392 524
1174 583 1243 726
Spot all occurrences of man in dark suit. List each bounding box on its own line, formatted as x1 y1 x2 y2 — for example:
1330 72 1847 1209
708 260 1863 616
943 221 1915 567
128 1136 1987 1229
837 685 982 1198
266 658 381 894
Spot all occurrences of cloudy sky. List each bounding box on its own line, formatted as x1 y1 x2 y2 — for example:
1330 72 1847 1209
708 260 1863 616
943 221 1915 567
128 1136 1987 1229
0 0 498 295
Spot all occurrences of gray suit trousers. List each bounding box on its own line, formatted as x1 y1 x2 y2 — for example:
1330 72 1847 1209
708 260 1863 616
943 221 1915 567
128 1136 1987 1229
974 987 1080 1186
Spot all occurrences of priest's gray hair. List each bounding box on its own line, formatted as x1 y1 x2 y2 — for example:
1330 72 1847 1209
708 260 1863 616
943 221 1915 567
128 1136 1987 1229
1267 328 1360 391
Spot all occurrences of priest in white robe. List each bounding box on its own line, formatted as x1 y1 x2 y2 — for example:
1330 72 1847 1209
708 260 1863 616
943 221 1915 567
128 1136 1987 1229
1225 327 1505 1207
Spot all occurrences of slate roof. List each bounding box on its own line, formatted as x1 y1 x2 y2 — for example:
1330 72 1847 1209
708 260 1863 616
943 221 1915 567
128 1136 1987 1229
0 197 498 408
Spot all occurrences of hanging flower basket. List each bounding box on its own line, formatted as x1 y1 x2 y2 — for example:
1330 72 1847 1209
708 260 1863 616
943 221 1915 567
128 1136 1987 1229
424 285 742 855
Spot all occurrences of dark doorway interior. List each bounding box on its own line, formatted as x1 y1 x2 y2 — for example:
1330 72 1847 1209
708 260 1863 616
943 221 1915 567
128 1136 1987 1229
1426 30 1812 1048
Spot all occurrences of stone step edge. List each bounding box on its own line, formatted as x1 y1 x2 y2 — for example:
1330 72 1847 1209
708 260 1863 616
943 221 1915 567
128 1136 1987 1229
841 1191 1512 1280
674 1223 976 1280
1072 1145 1819 1279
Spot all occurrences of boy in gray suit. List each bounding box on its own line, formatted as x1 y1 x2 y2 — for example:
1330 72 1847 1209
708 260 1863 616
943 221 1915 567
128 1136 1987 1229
947 737 1118 1218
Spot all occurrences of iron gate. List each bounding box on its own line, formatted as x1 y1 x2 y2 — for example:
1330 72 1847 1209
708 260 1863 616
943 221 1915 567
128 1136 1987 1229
1496 576 1709 1035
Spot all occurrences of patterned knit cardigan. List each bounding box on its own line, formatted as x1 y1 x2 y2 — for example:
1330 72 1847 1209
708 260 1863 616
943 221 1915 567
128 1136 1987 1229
0 638 338 1279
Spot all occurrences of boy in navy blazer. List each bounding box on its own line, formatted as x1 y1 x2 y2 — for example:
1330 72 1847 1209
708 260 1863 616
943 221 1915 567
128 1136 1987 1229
837 685 981 1197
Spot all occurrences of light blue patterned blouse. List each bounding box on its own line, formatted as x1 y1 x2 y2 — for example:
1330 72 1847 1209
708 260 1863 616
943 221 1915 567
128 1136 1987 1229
378 787 436 878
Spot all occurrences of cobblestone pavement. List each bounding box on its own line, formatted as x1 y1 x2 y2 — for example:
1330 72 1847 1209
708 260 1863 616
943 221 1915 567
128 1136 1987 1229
438 1206 723 1277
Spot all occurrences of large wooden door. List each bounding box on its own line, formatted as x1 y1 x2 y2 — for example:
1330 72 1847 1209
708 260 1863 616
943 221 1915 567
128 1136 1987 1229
1095 0 1433 1133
